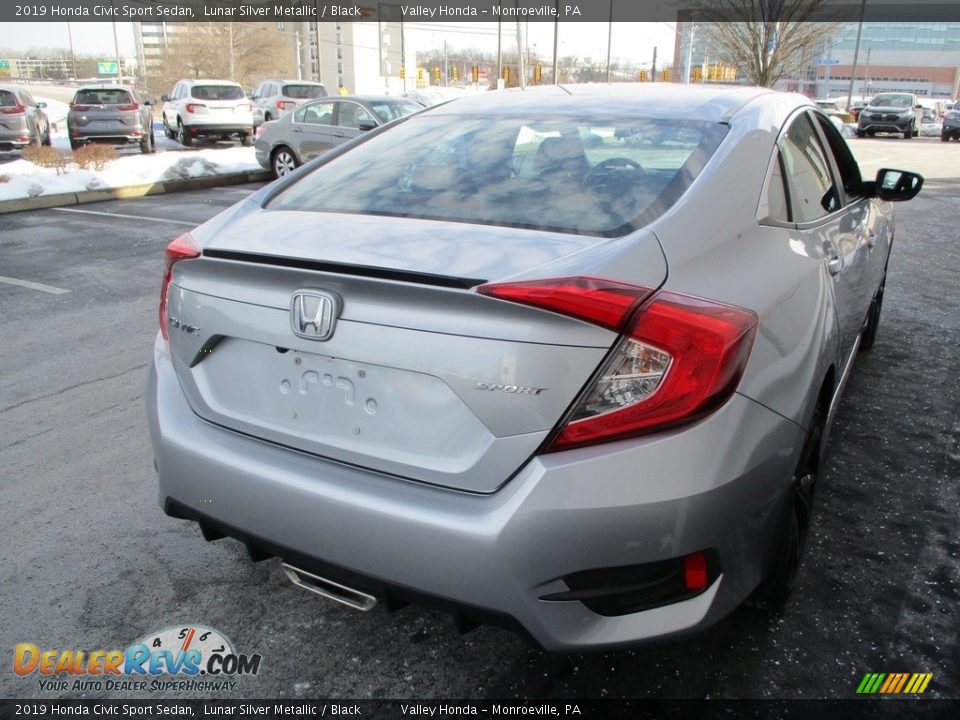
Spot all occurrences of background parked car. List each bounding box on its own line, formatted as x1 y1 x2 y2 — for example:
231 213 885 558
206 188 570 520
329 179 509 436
0 85 50 152
251 80 327 127
942 103 960 141
856 92 921 138
254 95 422 178
848 98 870 121
161 79 253 147
67 85 156 153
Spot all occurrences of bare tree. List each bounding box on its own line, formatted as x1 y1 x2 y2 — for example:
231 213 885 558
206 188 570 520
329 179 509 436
148 22 296 95
695 0 842 87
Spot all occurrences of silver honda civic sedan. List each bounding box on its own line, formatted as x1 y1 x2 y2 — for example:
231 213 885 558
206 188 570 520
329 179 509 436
147 84 921 650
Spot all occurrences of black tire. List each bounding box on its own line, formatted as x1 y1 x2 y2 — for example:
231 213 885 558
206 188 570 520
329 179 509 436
859 271 886 352
177 122 192 147
867 130 875 137
42 127 52 146
749 404 822 610
271 146 298 178
942 134 950 142
163 119 174 139
856 129 866 138
140 129 154 154
241 134 253 148
69 139 83 151
903 123 913 139
264 113 272 123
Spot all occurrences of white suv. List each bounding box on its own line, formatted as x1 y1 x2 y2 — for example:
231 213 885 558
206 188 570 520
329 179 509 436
161 79 254 147
251 80 327 127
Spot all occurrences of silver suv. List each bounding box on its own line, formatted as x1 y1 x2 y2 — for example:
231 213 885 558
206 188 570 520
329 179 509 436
161 79 254 147
251 80 327 127
0 85 50 151
68 85 156 153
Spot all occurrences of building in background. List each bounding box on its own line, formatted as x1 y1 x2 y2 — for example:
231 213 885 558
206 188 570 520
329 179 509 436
816 22 960 99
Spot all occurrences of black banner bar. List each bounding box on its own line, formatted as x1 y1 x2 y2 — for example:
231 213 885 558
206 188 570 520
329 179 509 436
5 1 960 24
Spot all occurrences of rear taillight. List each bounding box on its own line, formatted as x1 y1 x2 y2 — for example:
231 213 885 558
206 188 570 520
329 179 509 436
1 103 25 115
478 276 758 450
69 103 91 112
185 103 208 114
159 233 201 342
117 102 139 112
276 100 292 111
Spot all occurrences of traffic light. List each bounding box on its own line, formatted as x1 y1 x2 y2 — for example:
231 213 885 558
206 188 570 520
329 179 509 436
638 70 648 82
399 66 405 79
471 65 479 83
692 66 702 82
503 66 510 85
662 68 671 82
452 66 459 82
534 64 542 84
433 66 441 83
416 66 424 88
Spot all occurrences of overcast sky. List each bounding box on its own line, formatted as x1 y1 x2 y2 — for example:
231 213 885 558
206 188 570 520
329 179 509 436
0 21 677 66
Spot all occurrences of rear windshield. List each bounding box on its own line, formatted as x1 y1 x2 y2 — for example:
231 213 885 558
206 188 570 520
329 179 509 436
190 85 244 101
0 90 17 107
269 115 726 237
282 84 326 99
870 94 913 107
75 88 133 105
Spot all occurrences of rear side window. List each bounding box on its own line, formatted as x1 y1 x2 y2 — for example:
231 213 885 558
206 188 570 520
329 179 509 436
282 84 326 99
75 88 133 105
191 85 244 101
0 90 17 107
269 115 727 237
367 100 420 123
295 102 334 125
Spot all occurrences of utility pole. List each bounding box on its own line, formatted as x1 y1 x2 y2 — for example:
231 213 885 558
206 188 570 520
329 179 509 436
228 23 234 80
605 0 613 82
66 22 77 79
552 0 559 83
516 20 525 89
684 22 696 83
295 31 302 81
652 46 657 82
443 40 449 87
110 0 121 84
845 0 867 109
496 9 503 88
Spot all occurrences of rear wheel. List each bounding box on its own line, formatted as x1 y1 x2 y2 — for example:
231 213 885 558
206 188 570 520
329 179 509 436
140 129 155 154
241 134 253 147
177 121 192 147
69 139 83 151
163 118 174 139
856 129 866 138
859 271 886 351
42 126 52 146
271 146 298 178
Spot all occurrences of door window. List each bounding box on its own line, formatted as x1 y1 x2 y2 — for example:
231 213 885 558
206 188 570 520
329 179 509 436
336 102 376 129
780 113 839 223
811 112 863 199
295 101 334 125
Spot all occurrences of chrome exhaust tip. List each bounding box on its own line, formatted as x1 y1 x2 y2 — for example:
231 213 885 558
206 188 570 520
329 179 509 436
281 563 378 613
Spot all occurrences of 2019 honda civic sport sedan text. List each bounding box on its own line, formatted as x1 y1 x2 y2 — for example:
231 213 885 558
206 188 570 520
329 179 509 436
146 84 922 651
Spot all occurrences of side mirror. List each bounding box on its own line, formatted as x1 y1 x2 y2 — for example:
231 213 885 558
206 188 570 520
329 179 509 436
914 104 922 109
160 95 170 103
36 101 47 109
358 119 377 132
864 168 923 202
144 99 154 106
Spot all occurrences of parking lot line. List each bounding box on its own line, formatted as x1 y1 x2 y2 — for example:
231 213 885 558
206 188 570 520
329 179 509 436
53 207 198 227
0 275 70 295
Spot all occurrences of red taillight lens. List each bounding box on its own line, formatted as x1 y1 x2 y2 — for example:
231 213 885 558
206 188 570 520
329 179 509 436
185 103 208 114
478 276 758 450
683 552 709 591
69 103 91 112
1 104 26 115
116 102 139 112
276 100 292 111
477 276 654 332
159 233 201 342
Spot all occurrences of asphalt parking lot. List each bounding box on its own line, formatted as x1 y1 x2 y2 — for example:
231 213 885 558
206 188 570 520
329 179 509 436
0 137 957 701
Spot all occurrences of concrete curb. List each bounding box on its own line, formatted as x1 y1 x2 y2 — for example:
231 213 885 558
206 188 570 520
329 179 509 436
0 169 272 215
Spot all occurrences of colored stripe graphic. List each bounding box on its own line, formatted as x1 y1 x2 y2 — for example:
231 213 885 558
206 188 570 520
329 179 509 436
857 672 932 694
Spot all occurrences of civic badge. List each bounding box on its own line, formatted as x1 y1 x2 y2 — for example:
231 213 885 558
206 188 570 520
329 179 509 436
290 290 341 341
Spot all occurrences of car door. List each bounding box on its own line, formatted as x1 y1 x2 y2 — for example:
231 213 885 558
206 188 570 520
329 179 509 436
811 111 890 309
778 110 869 365
290 100 337 160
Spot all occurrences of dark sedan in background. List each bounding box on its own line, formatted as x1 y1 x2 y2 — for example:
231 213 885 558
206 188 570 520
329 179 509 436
0 85 50 152
254 95 422 178
68 85 156 153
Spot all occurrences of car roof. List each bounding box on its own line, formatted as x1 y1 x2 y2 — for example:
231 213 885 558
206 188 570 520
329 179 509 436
422 83 791 123
76 85 136 91
179 79 242 86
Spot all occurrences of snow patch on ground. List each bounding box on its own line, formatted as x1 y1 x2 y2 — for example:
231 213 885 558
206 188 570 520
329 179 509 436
0 146 259 202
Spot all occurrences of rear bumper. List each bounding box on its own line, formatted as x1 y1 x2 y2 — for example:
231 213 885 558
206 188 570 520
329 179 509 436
70 127 146 144
147 334 804 651
0 128 34 151
183 122 253 138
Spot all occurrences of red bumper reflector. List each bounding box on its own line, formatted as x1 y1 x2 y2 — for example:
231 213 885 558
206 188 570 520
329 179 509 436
683 552 709 590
